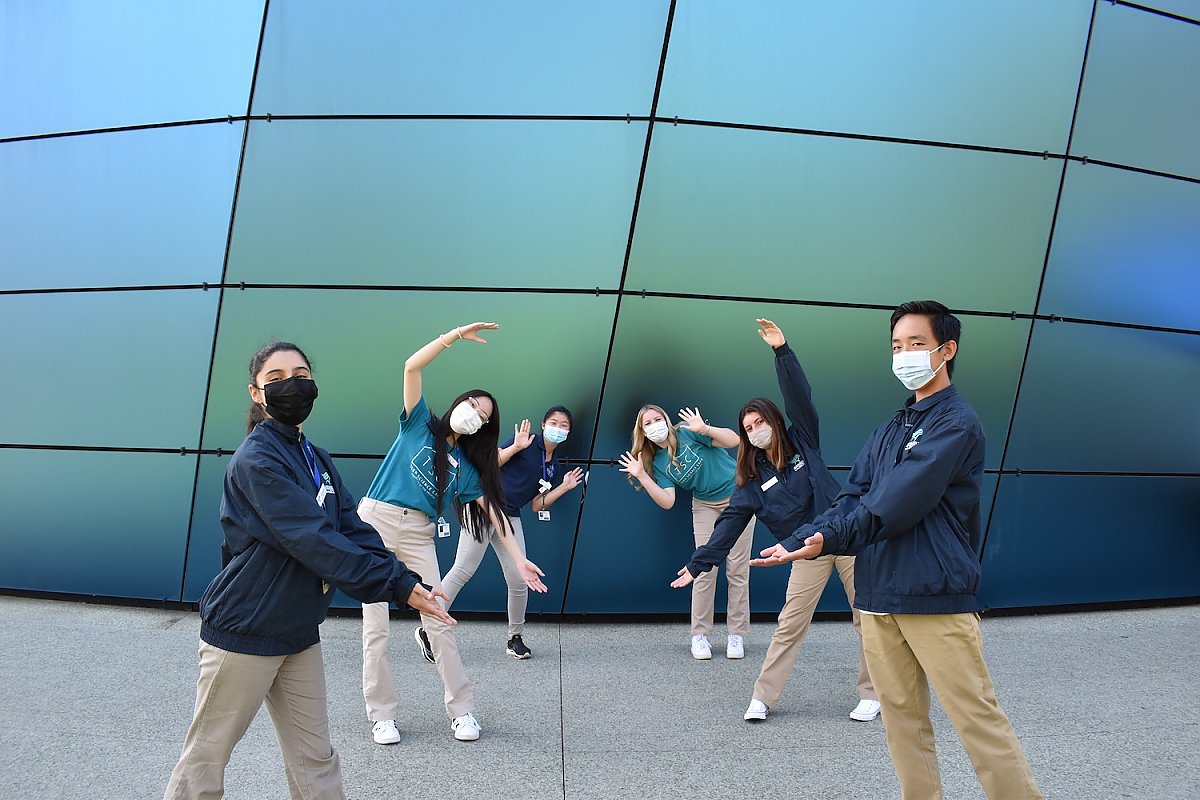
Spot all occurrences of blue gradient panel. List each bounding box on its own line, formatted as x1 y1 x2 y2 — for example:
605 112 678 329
0 292 218 449
0 1 260 139
0 449 195 599
202 289 613 456
1007 322 1200 473
226 120 644 288
1072 2 1200 179
595 298 1028 471
659 0 1089 151
0 125 242 291
252 0 667 116
1041 163 1200 331
981 475 1200 607
628 125 1060 312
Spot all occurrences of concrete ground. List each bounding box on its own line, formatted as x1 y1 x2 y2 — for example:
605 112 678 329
0 596 1196 799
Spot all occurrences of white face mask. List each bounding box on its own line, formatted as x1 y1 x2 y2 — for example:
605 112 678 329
543 425 569 445
747 426 773 449
449 400 484 435
644 420 669 443
892 344 947 391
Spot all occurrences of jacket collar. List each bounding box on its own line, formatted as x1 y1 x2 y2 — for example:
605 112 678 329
902 383 959 413
261 417 303 443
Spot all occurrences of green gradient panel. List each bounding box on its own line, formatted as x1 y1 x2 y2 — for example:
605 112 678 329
0 449 195 599
659 0 1089 151
187 455 581 613
0 125 242 291
1071 2 1200 179
0 1 260 138
1041 163 1200 331
252 0 667 115
226 120 643 288
594 298 1028 471
1007 322 1200 472
627 125 1059 312
981 475 1200 607
0 291 218 448
201 289 614 456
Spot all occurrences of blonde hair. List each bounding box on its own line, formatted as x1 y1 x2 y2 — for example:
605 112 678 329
628 404 679 489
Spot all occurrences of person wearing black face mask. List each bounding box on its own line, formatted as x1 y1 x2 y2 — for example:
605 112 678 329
164 342 454 800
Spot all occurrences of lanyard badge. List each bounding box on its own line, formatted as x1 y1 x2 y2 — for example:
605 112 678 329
436 517 451 538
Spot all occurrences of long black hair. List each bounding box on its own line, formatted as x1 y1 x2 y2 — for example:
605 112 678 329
246 341 312 434
430 389 510 541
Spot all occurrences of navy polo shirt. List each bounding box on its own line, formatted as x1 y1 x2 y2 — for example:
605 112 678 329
500 433 560 517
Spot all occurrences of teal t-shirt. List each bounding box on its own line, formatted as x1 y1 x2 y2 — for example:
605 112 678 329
652 427 736 501
365 396 483 517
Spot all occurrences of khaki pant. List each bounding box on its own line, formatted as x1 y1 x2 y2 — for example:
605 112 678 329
861 612 1043 800
690 497 753 638
441 514 527 637
358 499 474 720
752 555 874 707
164 641 344 800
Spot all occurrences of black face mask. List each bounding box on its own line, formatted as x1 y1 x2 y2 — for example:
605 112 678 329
261 377 318 427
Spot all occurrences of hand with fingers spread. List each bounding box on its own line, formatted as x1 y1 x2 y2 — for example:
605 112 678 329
749 533 824 567
670 567 695 589
617 451 644 479
756 317 786 349
677 406 709 435
519 559 548 593
512 419 533 450
405 584 457 625
560 467 584 491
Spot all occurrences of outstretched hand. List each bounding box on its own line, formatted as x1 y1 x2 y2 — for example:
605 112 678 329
670 567 695 589
617 451 643 479
749 533 824 567
513 419 533 449
756 318 786 349
561 468 585 491
405 584 456 626
677 407 707 434
520 559 548 593
455 322 499 343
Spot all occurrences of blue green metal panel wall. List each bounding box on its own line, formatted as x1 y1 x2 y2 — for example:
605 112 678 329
3 0 1198 610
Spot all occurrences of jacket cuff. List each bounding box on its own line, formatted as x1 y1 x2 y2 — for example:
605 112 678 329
773 342 795 359
393 570 423 606
687 561 712 578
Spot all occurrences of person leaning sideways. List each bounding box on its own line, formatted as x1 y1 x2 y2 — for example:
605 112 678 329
619 402 754 660
358 322 547 746
164 342 454 800
441 406 584 659
670 318 879 724
753 301 1043 800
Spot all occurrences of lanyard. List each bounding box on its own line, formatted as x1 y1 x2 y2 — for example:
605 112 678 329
301 438 322 489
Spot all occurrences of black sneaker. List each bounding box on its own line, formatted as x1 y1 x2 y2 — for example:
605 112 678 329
506 634 532 660
414 627 435 664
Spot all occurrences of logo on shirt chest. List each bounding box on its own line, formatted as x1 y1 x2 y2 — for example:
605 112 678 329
668 444 703 482
905 428 925 451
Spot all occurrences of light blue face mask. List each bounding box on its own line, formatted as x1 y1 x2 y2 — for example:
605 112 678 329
543 425 569 445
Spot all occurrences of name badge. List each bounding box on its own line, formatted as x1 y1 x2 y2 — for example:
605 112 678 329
436 517 451 538
447 454 459 468
537 509 551 521
538 479 552 494
316 483 334 508
761 475 779 491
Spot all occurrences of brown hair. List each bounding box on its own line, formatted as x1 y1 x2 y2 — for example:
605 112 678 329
734 398 795 486
627 404 678 489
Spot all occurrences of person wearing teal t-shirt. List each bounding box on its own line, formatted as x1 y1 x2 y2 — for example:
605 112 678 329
618 404 754 660
358 322 547 746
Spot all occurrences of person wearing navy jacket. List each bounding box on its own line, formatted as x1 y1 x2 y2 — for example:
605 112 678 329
754 301 1042 800
441 406 584 659
164 342 454 800
670 318 878 724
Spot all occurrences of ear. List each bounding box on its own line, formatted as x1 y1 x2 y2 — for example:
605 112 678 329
942 340 957 363
248 383 263 405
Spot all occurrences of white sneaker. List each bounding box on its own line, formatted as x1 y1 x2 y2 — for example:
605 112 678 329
451 712 481 741
726 634 744 659
743 699 769 721
850 698 882 722
690 635 712 660
372 719 400 745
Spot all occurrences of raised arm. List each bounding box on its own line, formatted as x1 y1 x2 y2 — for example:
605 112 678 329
498 419 533 466
757 318 821 449
617 451 677 509
677 407 740 449
403 322 498 416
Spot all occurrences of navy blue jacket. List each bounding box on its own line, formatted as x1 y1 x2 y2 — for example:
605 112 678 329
499 433 560 517
780 384 984 615
200 418 423 656
687 343 840 576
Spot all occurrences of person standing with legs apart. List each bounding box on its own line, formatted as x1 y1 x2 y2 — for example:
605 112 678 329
619 402 753 660
164 342 454 800
671 319 877 723
754 301 1043 799
441 406 584 659
358 322 547 745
